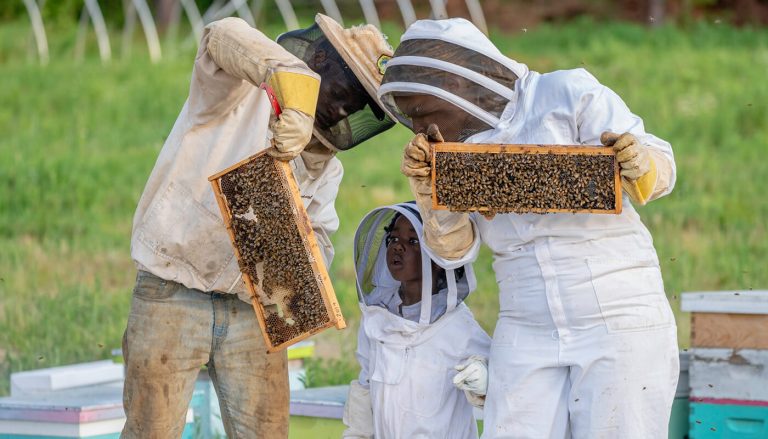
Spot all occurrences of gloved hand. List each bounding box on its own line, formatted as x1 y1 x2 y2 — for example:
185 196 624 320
401 123 443 179
403 124 475 260
600 132 651 180
453 355 488 395
267 108 315 161
601 131 659 205
342 380 374 439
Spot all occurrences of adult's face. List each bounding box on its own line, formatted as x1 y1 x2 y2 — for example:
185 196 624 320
394 94 469 142
385 216 422 284
309 47 370 130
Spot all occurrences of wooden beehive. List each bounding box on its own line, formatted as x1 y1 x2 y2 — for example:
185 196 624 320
682 291 768 403
431 143 622 214
682 291 768 350
209 151 345 352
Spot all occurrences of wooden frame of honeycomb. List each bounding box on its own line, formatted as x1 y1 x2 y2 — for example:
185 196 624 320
209 151 345 352
431 143 622 214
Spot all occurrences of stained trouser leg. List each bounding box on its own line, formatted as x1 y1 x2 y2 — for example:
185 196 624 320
207 294 289 438
122 272 213 439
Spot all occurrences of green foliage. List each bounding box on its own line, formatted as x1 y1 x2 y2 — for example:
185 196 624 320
300 357 359 388
1 19 767 393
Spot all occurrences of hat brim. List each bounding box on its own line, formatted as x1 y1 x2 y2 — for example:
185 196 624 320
315 14 395 121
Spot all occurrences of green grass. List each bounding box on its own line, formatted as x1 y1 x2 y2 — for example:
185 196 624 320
1 18 767 393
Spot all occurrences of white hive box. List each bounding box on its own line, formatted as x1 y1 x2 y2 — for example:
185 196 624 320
682 291 768 402
10 360 123 397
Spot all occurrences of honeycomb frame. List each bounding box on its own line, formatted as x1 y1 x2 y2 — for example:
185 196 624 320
209 151 345 352
431 143 622 215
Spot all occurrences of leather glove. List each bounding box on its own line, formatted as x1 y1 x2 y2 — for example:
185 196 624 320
453 355 488 396
342 380 374 439
600 132 651 180
601 131 659 205
267 108 314 161
402 125 475 260
401 124 442 179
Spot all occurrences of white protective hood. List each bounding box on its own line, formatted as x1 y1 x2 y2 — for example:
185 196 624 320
353 202 476 332
378 18 529 137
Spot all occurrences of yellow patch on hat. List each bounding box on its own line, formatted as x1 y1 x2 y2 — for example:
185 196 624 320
377 55 391 75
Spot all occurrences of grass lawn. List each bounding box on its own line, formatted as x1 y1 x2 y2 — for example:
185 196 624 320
1 18 766 392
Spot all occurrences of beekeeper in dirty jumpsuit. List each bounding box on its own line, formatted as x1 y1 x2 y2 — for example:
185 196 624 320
378 18 679 439
342 202 491 439
122 14 394 438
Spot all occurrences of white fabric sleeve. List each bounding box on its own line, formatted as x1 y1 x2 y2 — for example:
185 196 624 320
342 380 374 438
189 17 319 125
573 69 676 199
355 320 372 389
304 157 343 268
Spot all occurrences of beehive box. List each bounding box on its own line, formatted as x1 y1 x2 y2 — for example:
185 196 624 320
682 291 768 403
689 348 768 401
209 151 345 352
689 401 768 438
431 143 622 214
682 291 768 350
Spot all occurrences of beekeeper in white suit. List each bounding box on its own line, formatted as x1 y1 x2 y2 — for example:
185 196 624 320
123 15 395 438
342 202 491 438
378 18 679 439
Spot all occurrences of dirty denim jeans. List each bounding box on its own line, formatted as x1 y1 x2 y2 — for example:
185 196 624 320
121 271 288 438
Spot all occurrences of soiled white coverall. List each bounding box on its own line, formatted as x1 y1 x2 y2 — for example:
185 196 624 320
130 18 341 297
123 18 340 438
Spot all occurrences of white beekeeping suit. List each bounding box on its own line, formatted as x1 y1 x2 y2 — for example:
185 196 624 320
378 19 679 439
343 202 491 439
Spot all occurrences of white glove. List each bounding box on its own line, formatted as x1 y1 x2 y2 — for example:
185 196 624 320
453 355 488 396
342 380 374 439
454 356 488 408
267 108 314 161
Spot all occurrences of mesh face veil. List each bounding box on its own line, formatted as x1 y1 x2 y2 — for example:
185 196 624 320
277 17 395 151
354 202 476 325
378 18 527 141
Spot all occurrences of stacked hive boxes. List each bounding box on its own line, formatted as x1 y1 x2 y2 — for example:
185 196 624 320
681 291 768 438
0 361 194 438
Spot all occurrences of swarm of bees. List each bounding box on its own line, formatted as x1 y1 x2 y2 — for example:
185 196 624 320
219 155 329 346
434 150 617 214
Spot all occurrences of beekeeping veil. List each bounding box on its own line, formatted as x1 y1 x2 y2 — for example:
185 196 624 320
378 18 528 141
354 202 476 326
277 14 395 151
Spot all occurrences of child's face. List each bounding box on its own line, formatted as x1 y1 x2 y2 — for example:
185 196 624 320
385 216 422 283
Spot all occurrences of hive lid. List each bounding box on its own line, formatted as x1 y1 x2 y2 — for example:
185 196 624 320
681 291 768 314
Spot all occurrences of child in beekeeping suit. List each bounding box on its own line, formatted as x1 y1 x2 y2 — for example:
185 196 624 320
342 202 492 439
122 15 395 438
